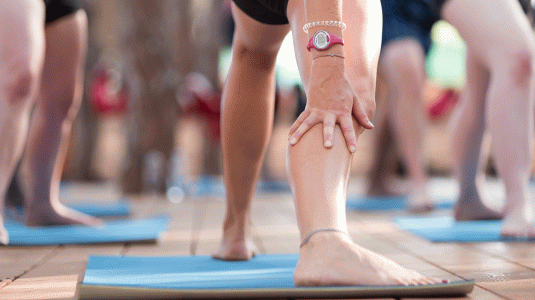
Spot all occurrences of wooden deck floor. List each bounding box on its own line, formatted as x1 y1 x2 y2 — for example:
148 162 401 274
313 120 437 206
1 181 535 300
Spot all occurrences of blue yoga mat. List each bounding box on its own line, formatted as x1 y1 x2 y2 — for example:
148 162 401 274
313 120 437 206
78 254 474 299
6 200 131 219
67 200 131 217
346 196 454 211
187 176 290 197
395 216 535 242
3 216 169 246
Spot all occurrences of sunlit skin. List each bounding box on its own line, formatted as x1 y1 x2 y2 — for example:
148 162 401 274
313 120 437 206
215 0 444 286
444 0 535 237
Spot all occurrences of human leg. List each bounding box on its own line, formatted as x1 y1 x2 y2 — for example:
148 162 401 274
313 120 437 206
22 10 100 226
286 0 441 286
213 3 290 260
380 39 431 212
443 0 535 236
366 71 400 197
0 0 45 244
450 53 503 221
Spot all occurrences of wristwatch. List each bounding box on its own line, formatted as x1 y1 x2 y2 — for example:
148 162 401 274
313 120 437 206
307 30 344 52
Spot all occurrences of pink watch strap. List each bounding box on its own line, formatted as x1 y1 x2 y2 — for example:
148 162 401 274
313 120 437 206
306 31 344 52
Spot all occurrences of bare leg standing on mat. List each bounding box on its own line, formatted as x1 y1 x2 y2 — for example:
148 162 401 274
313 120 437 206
380 39 432 212
216 0 443 286
0 0 46 244
23 10 100 227
443 0 535 237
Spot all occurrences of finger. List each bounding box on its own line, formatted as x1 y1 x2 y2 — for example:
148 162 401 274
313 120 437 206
289 113 321 145
339 116 357 153
323 114 336 148
288 110 311 139
352 97 374 129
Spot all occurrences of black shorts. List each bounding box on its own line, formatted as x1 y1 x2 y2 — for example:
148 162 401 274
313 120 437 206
44 0 80 25
232 0 289 25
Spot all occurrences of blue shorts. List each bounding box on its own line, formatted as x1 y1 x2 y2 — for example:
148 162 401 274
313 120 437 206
382 0 439 53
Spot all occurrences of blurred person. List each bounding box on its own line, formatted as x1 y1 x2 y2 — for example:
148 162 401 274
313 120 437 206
434 0 535 237
0 0 100 245
214 0 445 286
369 0 441 212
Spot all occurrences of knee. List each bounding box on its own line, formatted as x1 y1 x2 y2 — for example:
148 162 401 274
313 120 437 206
232 41 279 72
511 48 535 86
382 43 425 98
6 68 39 105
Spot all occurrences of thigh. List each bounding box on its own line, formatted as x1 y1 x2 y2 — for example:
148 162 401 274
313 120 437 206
442 0 535 64
231 2 291 54
0 0 45 82
41 11 87 93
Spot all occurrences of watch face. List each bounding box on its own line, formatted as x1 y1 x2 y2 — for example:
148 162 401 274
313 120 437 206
313 30 330 50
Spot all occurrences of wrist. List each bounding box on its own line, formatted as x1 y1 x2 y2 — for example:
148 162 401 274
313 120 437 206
307 30 344 52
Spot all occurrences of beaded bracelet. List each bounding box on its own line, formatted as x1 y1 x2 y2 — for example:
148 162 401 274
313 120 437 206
303 21 347 33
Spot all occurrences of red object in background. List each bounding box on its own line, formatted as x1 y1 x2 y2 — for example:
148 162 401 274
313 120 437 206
179 73 222 142
89 67 129 116
427 89 460 119
193 91 221 142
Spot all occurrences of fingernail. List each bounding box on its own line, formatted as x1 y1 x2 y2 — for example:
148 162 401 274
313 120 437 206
290 137 297 145
349 145 356 153
325 140 332 147
367 120 374 128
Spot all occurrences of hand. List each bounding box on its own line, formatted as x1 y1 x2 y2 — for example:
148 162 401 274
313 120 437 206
288 57 374 152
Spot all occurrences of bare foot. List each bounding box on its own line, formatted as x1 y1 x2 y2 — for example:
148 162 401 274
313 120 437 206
501 206 535 239
407 187 434 214
367 180 401 198
294 231 445 286
454 191 503 221
24 202 102 227
0 224 8 245
212 218 256 261
212 238 256 261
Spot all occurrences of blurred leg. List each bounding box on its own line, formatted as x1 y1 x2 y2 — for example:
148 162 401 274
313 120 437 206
287 0 441 286
366 70 400 197
381 39 432 212
23 11 100 226
213 4 290 260
444 0 535 237
450 52 502 220
0 0 45 244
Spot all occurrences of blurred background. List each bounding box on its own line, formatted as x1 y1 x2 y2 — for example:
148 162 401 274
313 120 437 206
58 0 535 197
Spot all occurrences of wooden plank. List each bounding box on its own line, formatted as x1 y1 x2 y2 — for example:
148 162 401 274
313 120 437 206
20 244 123 280
0 246 57 281
363 218 535 299
125 198 196 256
478 278 535 300
193 199 226 256
475 242 535 270
0 274 78 300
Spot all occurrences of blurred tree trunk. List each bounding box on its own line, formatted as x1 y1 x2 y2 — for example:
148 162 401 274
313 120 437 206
194 0 224 176
120 0 180 194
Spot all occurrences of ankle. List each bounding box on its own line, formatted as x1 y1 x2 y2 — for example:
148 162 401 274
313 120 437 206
300 228 351 249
